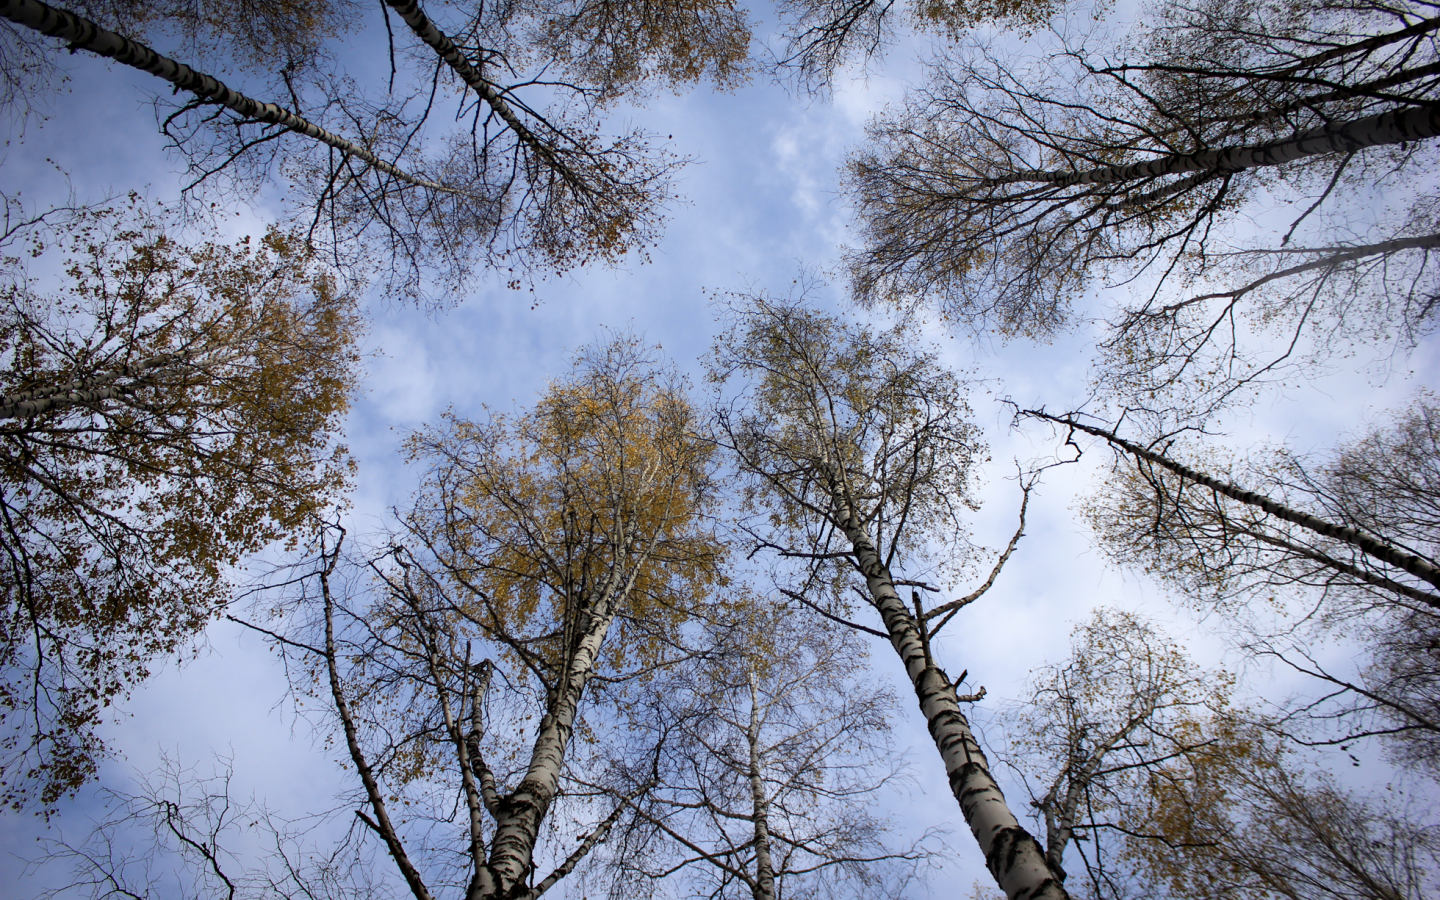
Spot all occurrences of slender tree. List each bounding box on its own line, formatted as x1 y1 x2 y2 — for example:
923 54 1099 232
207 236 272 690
708 289 1066 900
0 201 359 810
1001 612 1439 900
251 337 726 900
1002 610 1228 898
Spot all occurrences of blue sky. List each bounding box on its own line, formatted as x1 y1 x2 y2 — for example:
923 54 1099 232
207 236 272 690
1 2 1436 896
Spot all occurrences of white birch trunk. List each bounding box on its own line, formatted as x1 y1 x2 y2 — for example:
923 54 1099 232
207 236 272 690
830 491 1067 900
989 102 1440 188
0 348 244 420
747 670 777 900
479 542 646 898
380 0 550 160
0 0 449 190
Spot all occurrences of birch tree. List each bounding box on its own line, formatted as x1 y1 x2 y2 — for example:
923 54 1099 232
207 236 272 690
708 290 1066 900
1116 720 1439 900
254 337 726 900
1026 404 1440 769
0 0 751 299
846 0 1440 403
0 201 359 811
606 598 927 900
1001 610 1229 899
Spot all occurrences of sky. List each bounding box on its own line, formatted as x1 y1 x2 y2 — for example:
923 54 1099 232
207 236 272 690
1 2 1436 897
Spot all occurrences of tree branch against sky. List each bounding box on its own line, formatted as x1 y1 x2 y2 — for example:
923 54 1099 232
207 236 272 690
846 0 1440 417
1 0 1437 895
0 0 756 301
606 598 929 900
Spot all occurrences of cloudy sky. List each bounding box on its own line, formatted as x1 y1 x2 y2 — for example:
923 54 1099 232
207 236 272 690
1 2 1435 896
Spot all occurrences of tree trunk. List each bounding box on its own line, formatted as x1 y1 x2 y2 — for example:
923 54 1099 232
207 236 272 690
480 549 641 898
747 670 777 900
380 0 548 159
1034 412 1440 599
830 491 1067 900
989 103 1440 189
0 0 448 190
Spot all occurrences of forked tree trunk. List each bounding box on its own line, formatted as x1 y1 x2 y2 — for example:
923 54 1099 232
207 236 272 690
830 491 1067 900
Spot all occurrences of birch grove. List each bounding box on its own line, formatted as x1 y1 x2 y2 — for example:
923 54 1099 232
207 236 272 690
2 0 1438 894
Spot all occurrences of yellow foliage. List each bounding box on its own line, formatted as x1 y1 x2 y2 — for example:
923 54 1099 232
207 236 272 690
405 335 725 685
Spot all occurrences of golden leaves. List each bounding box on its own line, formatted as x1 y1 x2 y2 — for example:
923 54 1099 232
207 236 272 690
406 336 724 685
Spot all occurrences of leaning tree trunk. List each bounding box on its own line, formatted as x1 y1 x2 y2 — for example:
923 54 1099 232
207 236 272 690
1031 411 1440 600
987 102 1440 188
0 0 448 189
479 547 642 898
830 490 1067 900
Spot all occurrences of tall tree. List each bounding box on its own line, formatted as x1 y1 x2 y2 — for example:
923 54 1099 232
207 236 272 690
252 337 726 900
846 0 1440 405
606 598 925 900
1000 611 1439 900
708 290 1066 900
1002 609 1228 898
0 201 359 810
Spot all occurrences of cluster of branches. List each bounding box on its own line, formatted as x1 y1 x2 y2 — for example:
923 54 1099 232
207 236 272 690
849 0 1440 416
0 197 359 811
992 609 1440 900
0 0 759 300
